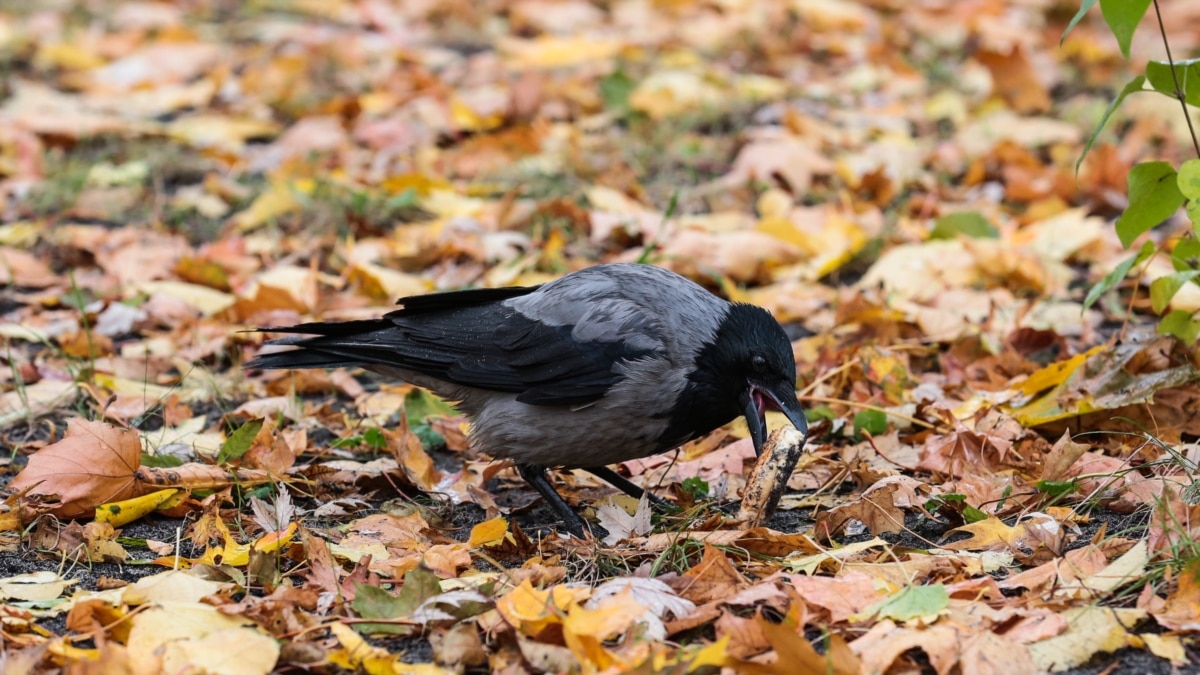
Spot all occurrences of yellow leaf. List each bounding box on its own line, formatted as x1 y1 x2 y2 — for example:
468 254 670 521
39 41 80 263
450 97 504 133
252 521 298 554
36 42 106 70
679 636 731 671
178 517 251 568
126 570 226 605
468 517 509 548
227 178 314 233
806 213 870 279
757 189 793 220
1006 345 1109 425
0 511 22 532
0 379 77 426
346 261 430 301
734 73 788 101
1142 633 1187 665
757 217 816 253
629 70 724 119
502 36 624 70
47 641 101 664
0 571 72 602
0 221 41 247
126 603 280 675
92 373 175 400
496 580 587 638
941 518 1020 552
1014 346 1105 398
138 280 236 316
785 537 890 575
421 190 487 218
327 622 372 669
167 114 280 151
1059 540 1148 599
379 173 451 196
1027 607 1143 671
330 621 456 673
563 600 646 670
96 489 182 527
235 264 321 314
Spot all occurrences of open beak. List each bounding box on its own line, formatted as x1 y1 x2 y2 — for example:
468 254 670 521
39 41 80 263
741 382 808 456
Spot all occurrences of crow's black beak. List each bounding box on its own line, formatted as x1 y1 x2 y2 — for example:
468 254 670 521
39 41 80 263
742 382 808 456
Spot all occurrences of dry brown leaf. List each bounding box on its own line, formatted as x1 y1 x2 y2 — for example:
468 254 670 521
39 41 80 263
815 475 928 538
10 419 143 520
674 544 748 605
789 572 886 624
1152 558 1200 631
0 246 58 287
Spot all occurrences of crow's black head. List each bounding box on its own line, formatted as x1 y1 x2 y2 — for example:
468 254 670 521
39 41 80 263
659 304 807 453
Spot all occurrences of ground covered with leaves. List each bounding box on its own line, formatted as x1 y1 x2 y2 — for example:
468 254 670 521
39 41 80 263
3 0 1200 673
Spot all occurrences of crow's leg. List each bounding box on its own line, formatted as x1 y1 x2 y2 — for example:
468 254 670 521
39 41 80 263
583 466 672 510
516 464 590 538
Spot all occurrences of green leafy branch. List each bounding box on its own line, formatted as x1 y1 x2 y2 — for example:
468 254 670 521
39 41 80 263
1068 0 1200 343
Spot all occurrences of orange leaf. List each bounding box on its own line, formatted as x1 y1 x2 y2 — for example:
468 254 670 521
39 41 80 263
468 517 509 548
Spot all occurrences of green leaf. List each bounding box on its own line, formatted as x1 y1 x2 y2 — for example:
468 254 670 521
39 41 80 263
350 586 411 635
1061 0 1099 45
1100 0 1152 59
332 434 363 449
1083 240 1155 311
962 505 989 523
1189 202 1200 237
1146 59 1200 107
930 212 999 240
141 453 184 468
1172 236 1200 272
995 485 1013 513
852 409 888 438
1150 271 1200 314
386 188 418 209
404 388 458 425
600 69 635 111
412 420 446 449
363 427 388 450
351 568 442 635
682 476 710 499
217 419 263 465
806 405 838 423
1178 159 1200 200
1036 479 1081 497
1116 162 1185 247
868 584 949 623
927 493 968 511
1159 309 1200 343
1076 75 1145 173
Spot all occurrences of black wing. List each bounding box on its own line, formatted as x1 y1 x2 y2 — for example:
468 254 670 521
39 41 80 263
246 286 660 406
393 284 541 312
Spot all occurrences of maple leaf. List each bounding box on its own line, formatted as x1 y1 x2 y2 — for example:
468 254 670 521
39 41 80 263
9 419 143 520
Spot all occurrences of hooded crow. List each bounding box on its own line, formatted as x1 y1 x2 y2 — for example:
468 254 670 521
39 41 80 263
245 263 807 536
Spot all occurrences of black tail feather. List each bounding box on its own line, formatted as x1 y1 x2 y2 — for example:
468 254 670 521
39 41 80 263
244 348 364 371
244 320 391 371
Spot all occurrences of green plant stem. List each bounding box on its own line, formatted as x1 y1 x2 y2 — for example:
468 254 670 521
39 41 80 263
1153 0 1200 158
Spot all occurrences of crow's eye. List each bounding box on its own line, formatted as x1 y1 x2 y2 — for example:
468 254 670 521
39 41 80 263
750 354 768 373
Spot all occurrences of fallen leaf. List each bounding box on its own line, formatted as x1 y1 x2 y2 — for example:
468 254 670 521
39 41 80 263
10 419 143 520
1027 607 1144 672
